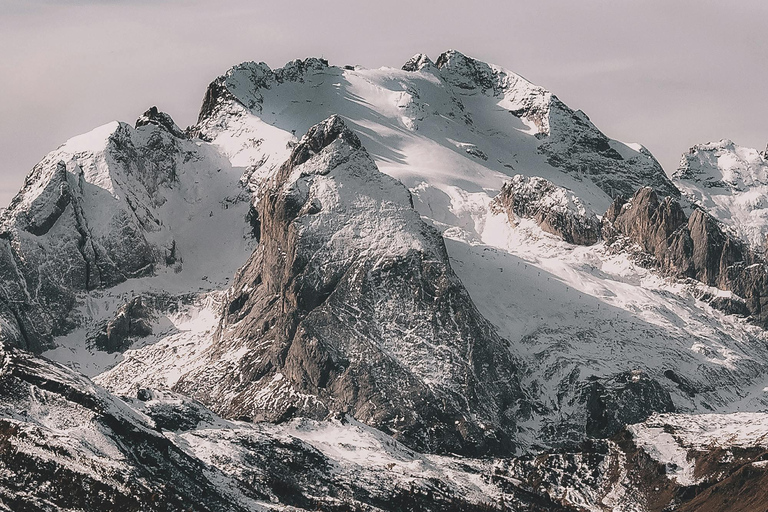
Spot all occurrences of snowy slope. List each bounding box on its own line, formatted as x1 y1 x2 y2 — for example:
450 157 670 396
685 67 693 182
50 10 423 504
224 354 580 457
674 139 768 253
443 203 768 448
196 50 676 242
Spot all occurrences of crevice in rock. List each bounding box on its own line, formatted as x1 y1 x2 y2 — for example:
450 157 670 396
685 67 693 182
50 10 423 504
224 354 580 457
0 297 31 351
69 182 106 291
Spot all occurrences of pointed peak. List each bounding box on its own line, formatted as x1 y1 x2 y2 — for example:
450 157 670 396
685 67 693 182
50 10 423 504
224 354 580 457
435 49 468 68
402 53 434 72
135 106 186 138
434 50 498 91
289 115 362 168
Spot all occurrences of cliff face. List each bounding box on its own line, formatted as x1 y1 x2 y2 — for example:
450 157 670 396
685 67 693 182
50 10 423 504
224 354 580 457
604 187 768 326
170 116 525 456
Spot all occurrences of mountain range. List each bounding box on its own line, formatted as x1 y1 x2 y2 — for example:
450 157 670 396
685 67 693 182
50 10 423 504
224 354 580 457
1 50 768 511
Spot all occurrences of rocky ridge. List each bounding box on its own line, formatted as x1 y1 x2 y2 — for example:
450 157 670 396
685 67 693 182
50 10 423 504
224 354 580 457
430 50 679 200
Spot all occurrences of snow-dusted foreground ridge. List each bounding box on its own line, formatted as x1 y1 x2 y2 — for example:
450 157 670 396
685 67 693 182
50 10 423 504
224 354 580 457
1 49 768 510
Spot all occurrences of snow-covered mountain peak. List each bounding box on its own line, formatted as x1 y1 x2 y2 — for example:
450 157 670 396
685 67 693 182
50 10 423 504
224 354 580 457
286 113 362 169
0 111 252 353
675 139 768 190
401 53 434 72
4 121 124 211
434 49 503 92
429 49 553 137
191 49 678 250
673 139 768 250
135 106 186 139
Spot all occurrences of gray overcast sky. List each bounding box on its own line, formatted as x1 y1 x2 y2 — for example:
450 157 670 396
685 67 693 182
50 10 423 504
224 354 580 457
1 0 766 206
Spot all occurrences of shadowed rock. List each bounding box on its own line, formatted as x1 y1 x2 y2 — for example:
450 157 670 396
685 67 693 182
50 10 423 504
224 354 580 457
135 106 187 139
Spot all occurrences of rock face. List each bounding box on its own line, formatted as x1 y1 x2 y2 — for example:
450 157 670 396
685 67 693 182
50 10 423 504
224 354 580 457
604 186 768 326
497 413 768 512
579 371 675 439
90 296 154 353
173 116 525 456
491 174 602 245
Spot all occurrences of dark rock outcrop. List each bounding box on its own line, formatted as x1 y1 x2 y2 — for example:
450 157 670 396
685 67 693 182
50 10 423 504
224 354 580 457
538 100 680 200
579 371 675 439
135 106 187 139
491 175 602 245
174 116 525 456
90 296 153 353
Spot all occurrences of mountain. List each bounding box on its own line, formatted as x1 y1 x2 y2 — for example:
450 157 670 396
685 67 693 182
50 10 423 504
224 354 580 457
0 107 252 357
674 139 768 253
1 50 768 510
101 115 526 456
